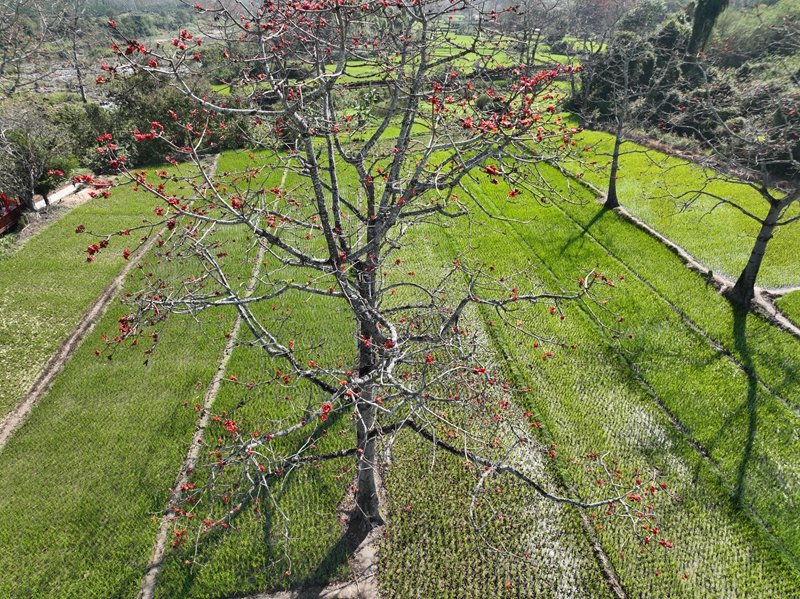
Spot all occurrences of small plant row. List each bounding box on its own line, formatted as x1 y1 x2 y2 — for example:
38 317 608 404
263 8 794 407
153 164 361 597
0 158 271 598
438 175 800 596
376 222 613 599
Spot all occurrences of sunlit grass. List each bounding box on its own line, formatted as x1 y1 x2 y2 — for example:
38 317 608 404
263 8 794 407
0 168 190 419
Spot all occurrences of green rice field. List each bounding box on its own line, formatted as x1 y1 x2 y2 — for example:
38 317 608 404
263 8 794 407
0 134 798 599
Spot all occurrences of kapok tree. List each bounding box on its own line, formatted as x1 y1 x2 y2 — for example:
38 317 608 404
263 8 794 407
573 6 683 209
88 0 666 562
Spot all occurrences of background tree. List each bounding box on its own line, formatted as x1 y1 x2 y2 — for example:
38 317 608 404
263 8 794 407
0 101 75 209
0 0 61 98
663 16 800 306
571 2 682 209
54 0 93 103
87 0 663 557
565 0 633 129
500 0 564 70
688 0 728 55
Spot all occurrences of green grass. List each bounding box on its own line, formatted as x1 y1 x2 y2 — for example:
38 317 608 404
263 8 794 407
0 160 260 598
463 170 800 572
0 232 241 598
571 127 800 289
154 311 356 598
371 213 613 598
0 173 187 419
433 175 800 596
2 138 800 598
776 290 800 327
362 170 800 596
380 434 613 599
153 161 359 598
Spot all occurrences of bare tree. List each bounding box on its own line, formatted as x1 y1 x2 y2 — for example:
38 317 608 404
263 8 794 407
573 2 679 209
86 0 665 571
0 0 61 98
566 0 633 129
54 0 92 103
501 0 564 70
665 10 800 306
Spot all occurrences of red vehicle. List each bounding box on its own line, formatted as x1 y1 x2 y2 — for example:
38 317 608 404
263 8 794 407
0 194 21 235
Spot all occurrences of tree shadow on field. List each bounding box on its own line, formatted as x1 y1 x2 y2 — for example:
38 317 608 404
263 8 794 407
159 410 359 599
703 304 758 508
557 204 609 257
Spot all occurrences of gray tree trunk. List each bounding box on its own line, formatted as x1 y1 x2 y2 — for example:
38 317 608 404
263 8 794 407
604 53 630 210
727 197 791 305
605 120 624 209
353 260 383 530
71 32 87 104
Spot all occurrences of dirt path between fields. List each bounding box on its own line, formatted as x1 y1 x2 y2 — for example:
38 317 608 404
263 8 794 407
137 162 383 599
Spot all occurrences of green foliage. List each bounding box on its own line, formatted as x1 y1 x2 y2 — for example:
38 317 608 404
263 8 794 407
0 100 78 207
35 155 78 199
620 0 668 32
53 102 116 172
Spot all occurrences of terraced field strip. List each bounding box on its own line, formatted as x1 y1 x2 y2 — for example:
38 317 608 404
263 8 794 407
377 221 617 599
0 163 262 599
554 180 800 411
378 189 798 598
566 183 799 406
0 212 170 453
542 190 800 567
140 234 268 599
0 176 176 419
142 158 295 598
456 172 800 595
154 167 359 598
570 127 800 290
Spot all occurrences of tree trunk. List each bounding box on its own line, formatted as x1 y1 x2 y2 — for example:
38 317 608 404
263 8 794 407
605 56 630 210
727 197 789 306
354 383 383 529
605 120 624 209
353 264 383 530
71 32 87 104
519 28 528 65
